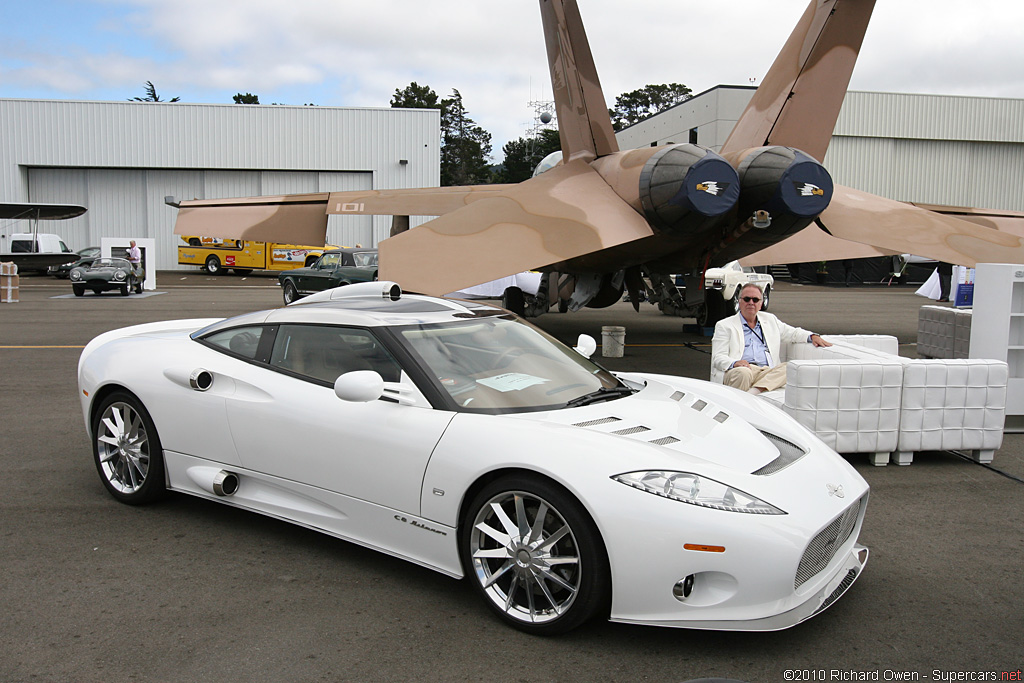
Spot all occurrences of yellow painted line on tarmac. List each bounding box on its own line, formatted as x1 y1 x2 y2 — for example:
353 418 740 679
0 345 86 349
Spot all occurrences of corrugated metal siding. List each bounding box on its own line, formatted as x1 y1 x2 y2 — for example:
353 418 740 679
615 88 1023 212
1 99 440 269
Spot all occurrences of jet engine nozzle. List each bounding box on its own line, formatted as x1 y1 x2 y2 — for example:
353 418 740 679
638 144 740 234
734 146 833 221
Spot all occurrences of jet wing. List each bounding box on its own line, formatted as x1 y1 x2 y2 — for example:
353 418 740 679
740 225 894 267
378 159 654 295
173 193 332 246
814 185 1024 266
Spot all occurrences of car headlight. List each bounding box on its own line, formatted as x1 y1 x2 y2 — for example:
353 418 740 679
612 471 785 515
114 270 126 281
70 270 82 281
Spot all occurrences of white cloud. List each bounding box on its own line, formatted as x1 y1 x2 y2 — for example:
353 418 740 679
3 0 1023 158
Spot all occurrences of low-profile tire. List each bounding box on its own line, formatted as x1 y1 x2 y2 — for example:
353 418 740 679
91 391 167 505
204 255 222 275
761 285 771 311
282 280 300 304
462 475 610 635
502 286 525 316
73 284 84 297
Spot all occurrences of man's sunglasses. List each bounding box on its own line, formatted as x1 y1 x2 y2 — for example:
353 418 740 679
741 296 761 303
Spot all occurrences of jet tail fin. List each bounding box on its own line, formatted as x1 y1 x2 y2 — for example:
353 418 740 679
722 0 876 162
540 0 618 162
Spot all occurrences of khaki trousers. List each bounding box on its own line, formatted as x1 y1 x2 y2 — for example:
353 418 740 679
724 363 788 392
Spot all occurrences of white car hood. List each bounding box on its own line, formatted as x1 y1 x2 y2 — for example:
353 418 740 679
516 374 801 474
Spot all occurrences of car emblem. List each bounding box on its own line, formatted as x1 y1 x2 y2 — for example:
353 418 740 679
827 483 845 498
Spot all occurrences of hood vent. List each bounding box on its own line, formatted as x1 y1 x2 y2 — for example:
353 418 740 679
713 411 729 423
573 416 621 428
670 391 686 401
612 425 651 436
650 436 680 446
752 431 807 475
690 399 708 412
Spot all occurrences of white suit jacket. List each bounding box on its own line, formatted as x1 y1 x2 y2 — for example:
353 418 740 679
710 312 811 384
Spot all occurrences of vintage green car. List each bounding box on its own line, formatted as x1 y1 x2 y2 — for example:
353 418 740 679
70 257 142 296
278 248 378 304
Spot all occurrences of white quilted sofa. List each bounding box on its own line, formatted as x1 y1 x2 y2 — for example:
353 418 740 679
721 334 1008 466
918 305 973 359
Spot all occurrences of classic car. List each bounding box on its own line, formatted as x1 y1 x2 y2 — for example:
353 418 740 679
704 261 775 311
70 257 141 296
50 246 100 278
278 248 378 304
78 282 869 634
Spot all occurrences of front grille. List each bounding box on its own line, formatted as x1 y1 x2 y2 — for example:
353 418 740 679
795 497 864 589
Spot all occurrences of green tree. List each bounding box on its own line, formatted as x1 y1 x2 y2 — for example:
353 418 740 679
440 89 492 186
390 82 440 110
233 92 260 104
493 128 562 183
609 83 691 131
390 83 493 186
130 81 180 102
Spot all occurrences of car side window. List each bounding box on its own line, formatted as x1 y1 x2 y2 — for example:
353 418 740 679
318 253 340 270
269 325 403 385
204 326 264 360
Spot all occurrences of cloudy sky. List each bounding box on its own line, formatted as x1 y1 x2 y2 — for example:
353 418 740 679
3 0 1022 161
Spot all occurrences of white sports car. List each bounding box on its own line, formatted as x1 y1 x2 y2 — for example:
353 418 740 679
78 282 869 634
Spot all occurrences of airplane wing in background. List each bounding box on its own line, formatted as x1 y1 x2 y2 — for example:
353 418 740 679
378 160 654 295
817 185 1024 264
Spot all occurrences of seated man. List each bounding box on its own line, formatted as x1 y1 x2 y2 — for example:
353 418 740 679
711 283 831 393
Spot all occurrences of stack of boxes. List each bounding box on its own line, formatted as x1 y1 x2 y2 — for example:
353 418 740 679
1 262 18 303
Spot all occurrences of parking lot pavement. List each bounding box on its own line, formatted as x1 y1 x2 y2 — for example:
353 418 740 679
1 276 1021 682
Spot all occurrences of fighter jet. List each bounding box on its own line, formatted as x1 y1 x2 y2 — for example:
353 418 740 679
172 0 1024 322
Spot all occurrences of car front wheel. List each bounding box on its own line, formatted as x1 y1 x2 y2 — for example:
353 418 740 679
282 280 300 304
761 285 771 310
73 284 84 297
92 391 166 505
462 476 610 635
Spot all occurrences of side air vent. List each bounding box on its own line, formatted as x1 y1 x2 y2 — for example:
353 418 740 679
650 436 680 446
573 416 621 428
753 431 808 475
612 426 651 436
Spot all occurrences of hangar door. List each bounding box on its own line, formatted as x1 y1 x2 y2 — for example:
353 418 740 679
27 168 373 270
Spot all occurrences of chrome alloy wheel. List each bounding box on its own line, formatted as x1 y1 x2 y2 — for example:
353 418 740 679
469 490 582 625
96 401 151 494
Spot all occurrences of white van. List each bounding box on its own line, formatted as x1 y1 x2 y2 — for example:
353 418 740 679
2 233 75 272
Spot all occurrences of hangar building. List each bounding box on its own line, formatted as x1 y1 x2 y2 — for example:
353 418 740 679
2 89 1022 272
0 99 439 270
617 86 1024 215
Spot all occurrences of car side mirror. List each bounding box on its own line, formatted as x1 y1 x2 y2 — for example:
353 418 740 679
334 370 384 402
574 334 597 359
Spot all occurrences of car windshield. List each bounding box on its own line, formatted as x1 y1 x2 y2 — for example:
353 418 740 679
90 258 129 269
395 316 621 413
353 251 378 267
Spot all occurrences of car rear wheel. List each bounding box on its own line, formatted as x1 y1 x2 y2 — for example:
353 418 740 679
92 391 166 505
282 280 299 304
204 255 222 275
462 475 610 635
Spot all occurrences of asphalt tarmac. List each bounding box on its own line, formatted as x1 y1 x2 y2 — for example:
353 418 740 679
2 272 1021 683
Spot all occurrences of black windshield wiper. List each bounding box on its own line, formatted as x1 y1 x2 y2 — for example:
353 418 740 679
564 385 636 408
